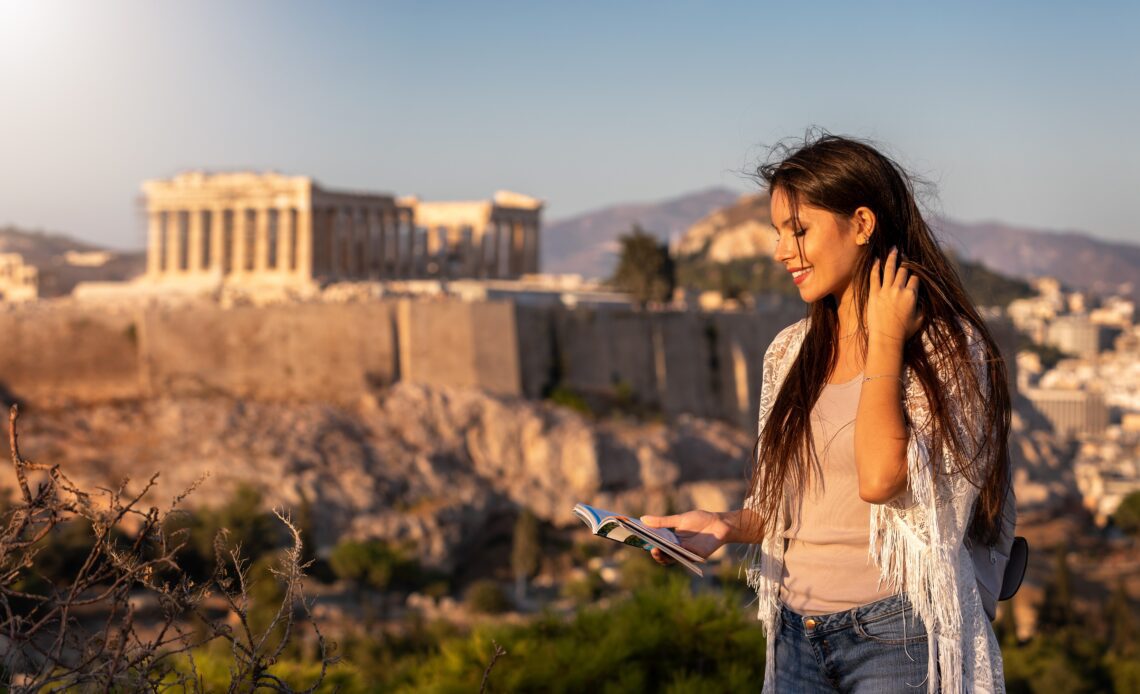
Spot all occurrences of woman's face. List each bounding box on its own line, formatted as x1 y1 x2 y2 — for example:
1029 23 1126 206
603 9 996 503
769 187 866 305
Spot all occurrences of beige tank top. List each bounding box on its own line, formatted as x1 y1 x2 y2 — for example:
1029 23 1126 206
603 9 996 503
780 372 896 615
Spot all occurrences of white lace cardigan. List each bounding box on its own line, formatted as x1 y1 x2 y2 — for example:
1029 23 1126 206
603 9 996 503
743 318 1006 694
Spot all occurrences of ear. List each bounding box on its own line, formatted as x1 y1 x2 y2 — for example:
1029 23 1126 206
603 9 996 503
852 206 876 245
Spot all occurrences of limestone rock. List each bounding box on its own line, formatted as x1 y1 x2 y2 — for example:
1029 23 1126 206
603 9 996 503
3 382 753 572
675 193 775 262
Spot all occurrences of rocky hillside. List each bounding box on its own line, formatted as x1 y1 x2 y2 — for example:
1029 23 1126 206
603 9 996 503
4 382 1074 576
543 188 740 278
674 192 774 261
672 194 1033 307
6 383 754 573
0 226 144 297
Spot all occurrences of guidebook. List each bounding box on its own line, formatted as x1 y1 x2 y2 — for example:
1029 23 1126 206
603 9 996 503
572 503 706 577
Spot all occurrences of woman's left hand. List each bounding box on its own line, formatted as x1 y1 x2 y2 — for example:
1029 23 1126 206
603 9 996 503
867 247 923 345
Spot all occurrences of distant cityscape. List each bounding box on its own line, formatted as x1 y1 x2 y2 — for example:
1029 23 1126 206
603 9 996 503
1008 278 1140 525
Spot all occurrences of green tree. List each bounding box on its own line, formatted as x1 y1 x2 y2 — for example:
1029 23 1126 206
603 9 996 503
465 579 511 615
996 601 1020 648
610 224 675 308
1037 544 1077 634
1105 578 1137 659
510 508 541 604
1112 491 1140 536
330 539 410 592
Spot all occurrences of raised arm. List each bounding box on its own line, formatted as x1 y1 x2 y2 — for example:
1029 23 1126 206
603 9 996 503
855 247 923 503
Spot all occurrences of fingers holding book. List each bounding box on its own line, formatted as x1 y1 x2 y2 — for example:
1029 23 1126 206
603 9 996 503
573 503 727 576
641 510 729 563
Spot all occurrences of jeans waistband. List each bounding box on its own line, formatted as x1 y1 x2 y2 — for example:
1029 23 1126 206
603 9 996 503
779 593 915 636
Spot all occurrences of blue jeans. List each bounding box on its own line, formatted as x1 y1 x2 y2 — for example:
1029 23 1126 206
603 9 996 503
775 594 931 693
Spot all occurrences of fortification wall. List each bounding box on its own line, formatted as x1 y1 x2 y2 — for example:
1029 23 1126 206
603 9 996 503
397 299 520 396
0 307 141 403
0 299 522 408
516 301 805 427
0 299 1015 434
138 302 401 401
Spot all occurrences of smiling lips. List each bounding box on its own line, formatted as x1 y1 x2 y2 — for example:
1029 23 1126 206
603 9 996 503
789 266 813 285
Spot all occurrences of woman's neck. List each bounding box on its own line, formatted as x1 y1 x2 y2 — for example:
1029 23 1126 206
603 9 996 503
836 287 861 337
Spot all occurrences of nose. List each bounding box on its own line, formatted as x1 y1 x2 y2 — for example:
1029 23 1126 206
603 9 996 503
773 233 796 263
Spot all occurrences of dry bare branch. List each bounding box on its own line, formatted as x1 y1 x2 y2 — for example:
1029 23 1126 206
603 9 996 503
0 405 335 692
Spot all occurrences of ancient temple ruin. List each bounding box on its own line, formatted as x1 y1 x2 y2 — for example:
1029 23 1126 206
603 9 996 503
0 253 38 302
142 172 542 286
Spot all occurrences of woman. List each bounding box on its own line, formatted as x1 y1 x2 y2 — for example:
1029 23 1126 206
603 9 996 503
641 133 1012 693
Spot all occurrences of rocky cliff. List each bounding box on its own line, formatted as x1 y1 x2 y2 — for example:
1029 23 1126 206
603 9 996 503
5 383 753 572
674 192 774 262
4 380 1074 576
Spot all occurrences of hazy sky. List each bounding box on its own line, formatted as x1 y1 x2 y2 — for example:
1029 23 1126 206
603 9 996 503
1 1 1137 250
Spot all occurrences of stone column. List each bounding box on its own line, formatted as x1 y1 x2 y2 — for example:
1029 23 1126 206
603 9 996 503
403 209 417 276
188 209 204 272
489 221 501 279
430 227 447 278
340 208 350 276
211 207 226 273
232 207 247 274
254 207 270 272
481 227 493 279
277 206 294 273
403 212 415 278
296 206 312 279
424 225 436 277
358 208 372 279
341 208 353 277
331 208 343 277
511 221 524 278
165 210 182 273
378 210 390 278
470 227 484 279
311 208 325 275
147 210 163 276
325 208 338 276
462 227 476 278
526 222 540 274
517 221 530 277
389 209 399 276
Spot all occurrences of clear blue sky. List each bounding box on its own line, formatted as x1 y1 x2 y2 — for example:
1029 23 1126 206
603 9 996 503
1 1 1137 249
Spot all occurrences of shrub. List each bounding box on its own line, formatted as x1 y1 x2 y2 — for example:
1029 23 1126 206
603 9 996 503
1112 491 1140 536
329 538 429 593
393 577 767 692
548 386 592 415
465 580 511 615
561 570 605 605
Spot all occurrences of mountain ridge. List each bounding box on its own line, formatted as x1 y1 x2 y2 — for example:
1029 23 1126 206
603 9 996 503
0 226 145 297
545 190 1140 300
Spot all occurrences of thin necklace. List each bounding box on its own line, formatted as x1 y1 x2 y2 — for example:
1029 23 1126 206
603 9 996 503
838 327 861 339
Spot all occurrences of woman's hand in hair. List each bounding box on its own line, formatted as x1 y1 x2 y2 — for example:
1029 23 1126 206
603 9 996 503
867 246 923 345
640 510 733 565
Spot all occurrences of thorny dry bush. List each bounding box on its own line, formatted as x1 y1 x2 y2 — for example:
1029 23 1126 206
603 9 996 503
0 405 337 692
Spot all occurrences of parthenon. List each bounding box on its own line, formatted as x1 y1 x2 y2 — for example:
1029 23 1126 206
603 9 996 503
142 172 543 285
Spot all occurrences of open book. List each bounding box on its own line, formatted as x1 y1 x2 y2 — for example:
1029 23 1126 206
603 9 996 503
572 503 706 577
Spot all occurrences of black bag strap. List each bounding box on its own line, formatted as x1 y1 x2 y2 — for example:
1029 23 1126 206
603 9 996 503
998 536 1029 601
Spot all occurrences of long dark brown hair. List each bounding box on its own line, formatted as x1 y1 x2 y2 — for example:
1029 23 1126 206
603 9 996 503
747 132 1011 546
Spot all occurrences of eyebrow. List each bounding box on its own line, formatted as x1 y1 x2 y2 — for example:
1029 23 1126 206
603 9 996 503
770 217 797 230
